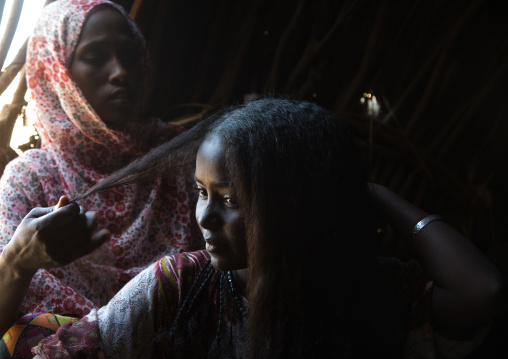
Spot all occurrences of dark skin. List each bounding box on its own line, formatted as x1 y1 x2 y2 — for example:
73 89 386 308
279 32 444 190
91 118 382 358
69 7 142 129
196 134 506 331
0 196 109 337
1 7 140 337
194 133 248 295
31 170 504 357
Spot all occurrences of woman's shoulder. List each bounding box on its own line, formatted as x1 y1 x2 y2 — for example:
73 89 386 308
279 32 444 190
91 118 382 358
2 149 55 177
161 250 211 266
155 250 212 288
0 150 58 219
151 251 216 338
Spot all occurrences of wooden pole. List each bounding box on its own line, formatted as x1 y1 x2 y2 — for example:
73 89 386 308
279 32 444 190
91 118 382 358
0 0 7 29
0 66 26 148
0 38 26 96
0 65 26 175
0 0 56 96
129 0 144 19
0 0 24 70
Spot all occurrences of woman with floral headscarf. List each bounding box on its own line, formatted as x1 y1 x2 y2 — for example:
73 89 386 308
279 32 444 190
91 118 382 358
0 0 202 356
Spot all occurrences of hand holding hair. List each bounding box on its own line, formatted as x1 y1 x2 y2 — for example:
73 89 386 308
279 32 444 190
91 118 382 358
0 196 110 336
1 195 110 278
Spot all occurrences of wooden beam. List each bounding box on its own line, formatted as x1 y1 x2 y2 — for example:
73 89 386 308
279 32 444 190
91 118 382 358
0 0 7 29
0 38 26 96
0 0 24 70
0 66 26 148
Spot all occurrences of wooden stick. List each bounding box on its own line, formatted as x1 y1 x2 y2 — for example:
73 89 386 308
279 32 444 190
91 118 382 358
0 0 6 29
263 0 308 91
0 0 57 96
0 0 24 70
405 0 482 134
0 38 26 96
335 1 388 111
284 0 357 94
129 0 144 19
209 1 265 105
0 66 26 148
12 66 27 104
437 54 508 160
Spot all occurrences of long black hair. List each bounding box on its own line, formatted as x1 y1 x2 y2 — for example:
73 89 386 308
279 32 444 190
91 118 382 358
76 96 400 358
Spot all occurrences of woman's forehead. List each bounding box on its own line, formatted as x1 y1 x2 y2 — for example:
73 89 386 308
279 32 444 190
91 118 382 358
79 7 133 44
195 134 231 184
198 133 226 162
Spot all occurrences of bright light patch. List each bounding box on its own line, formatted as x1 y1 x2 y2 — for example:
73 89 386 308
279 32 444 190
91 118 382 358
0 0 45 153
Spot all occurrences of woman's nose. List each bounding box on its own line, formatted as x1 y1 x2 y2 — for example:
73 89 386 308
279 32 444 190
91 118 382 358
108 56 128 85
197 202 222 230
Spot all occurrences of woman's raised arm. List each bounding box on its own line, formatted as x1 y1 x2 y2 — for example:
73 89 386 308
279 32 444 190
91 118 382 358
371 183 506 334
0 196 109 336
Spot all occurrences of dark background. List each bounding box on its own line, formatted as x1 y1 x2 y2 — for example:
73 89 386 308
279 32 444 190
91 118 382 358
121 0 507 277
129 3 508 352
0 0 504 354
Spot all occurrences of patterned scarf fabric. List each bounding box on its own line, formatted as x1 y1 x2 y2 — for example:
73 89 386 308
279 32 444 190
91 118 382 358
0 0 202 317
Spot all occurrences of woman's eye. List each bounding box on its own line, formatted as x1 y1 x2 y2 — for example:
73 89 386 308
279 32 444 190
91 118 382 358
82 54 105 66
196 186 207 198
224 196 239 208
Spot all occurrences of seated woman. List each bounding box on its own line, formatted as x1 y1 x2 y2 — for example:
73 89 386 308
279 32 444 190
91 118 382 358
30 97 505 358
0 0 201 355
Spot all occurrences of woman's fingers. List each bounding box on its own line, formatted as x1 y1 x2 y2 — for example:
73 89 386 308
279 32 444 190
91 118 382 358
6 198 110 273
27 196 72 218
80 229 111 256
85 211 99 233
55 195 70 209
45 210 100 245
27 202 81 233
49 229 111 266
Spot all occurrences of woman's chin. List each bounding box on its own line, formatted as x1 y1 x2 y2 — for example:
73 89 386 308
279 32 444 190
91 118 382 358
103 118 133 131
209 256 247 273
210 257 228 272
101 109 139 130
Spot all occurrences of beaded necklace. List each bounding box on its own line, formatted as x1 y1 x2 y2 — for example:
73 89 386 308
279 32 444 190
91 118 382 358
227 271 248 318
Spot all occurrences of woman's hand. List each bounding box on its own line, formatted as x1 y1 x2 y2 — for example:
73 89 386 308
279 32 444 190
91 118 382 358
0 196 110 336
2 196 110 278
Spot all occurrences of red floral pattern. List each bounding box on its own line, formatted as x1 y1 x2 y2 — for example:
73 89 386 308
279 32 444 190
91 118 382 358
0 0 202 318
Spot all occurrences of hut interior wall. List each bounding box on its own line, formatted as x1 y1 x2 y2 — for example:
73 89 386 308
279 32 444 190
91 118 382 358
133 0 507 274
0 0 505 275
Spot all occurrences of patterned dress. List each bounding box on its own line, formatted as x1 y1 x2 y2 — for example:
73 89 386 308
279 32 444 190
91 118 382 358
0 0 202 318
32 251 248 359
30 250 456 358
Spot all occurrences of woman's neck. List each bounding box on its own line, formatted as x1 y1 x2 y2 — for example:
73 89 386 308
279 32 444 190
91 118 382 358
231 268 248 298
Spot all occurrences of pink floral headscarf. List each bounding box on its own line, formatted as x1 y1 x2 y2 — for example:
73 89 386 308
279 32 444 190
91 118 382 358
26 0 154 186
0 0 202 317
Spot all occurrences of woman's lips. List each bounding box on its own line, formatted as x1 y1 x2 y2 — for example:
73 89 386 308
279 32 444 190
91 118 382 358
206 242 217 252
108 89 134 104
204 237 221 253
